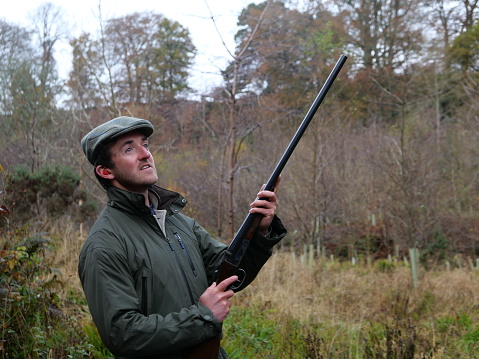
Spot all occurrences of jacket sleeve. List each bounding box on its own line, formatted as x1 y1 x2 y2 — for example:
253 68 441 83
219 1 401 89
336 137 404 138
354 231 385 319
192 214 287 290
234 214 287 291
78 232 222 358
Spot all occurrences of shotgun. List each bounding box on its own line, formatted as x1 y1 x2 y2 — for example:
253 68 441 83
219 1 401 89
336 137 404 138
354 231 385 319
186 54 347 359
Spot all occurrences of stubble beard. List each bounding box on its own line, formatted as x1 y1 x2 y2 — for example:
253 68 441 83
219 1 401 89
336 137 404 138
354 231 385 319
113 165 158 193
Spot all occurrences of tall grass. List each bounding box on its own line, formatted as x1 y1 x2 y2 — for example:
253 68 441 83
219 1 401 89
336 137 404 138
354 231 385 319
223 252 479 358
5 219 479 358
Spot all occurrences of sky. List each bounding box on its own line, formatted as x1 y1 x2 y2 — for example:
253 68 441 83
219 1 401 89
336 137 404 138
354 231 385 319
1 0 261 94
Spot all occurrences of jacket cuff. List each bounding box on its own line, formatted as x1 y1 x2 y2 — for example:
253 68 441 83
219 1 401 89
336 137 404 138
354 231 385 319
196 302 222 337
253 215 287 248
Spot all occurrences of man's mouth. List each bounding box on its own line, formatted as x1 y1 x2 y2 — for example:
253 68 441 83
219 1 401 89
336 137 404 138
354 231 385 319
140 165 151 170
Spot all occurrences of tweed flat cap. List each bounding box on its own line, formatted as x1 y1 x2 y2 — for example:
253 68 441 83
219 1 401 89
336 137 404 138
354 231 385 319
81 116 154 165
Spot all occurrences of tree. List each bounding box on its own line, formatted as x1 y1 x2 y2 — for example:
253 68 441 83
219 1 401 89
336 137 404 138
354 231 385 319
214 0 349 239
459 0 479 30
448 20 479 72
231 1 344 107
0 20 34 116
426 0 462 58
104 12 196 104
68 33 110 111
331 0 425 71
217 0 274 239
0 21 34 169
0 3 65 172
68 11 196 114
448 21 479 136
30 2 67 95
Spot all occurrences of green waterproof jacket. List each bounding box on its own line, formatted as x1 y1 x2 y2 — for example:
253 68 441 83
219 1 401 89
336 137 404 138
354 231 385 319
78 185 287 358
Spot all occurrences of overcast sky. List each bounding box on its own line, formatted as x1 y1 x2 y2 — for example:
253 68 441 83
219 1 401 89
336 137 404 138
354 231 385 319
1 0 262 93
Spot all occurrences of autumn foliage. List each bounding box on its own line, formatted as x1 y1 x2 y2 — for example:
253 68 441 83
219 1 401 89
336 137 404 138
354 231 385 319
1 0 479 356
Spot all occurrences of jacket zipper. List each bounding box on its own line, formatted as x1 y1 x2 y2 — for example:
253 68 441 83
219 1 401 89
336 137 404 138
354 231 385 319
173 232 197 277
150 208 196 304
165 236 195 305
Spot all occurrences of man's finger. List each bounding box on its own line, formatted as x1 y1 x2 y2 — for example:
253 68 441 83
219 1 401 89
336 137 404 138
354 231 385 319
216 275 238 292
274 175 281 193
258 175 281 194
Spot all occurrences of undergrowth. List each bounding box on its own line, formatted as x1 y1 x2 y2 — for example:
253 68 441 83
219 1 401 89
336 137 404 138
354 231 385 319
2 165 479 358
0 224 93 358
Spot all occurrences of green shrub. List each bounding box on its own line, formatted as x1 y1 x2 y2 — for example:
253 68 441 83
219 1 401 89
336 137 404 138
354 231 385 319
83 323 113 359
222 306 278 358
0 222 92 357
375 258 397 272
0 164 101 358
4 164 95 223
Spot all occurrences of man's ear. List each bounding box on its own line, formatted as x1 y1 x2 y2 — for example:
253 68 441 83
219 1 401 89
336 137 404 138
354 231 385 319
96 165 114 179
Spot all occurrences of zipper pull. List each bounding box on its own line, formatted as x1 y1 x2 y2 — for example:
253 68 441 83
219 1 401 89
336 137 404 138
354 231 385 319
173 232 184 248
174 232 197 276
176 235 186 249
165 237 175 251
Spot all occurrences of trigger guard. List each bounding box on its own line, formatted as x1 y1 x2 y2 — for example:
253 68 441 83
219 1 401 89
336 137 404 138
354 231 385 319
230 268 246 291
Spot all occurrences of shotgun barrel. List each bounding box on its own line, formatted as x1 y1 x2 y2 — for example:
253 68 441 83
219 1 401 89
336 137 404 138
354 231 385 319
186 53 348 359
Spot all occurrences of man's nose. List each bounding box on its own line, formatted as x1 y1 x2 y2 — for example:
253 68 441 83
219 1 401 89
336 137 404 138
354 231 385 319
138 146 151 159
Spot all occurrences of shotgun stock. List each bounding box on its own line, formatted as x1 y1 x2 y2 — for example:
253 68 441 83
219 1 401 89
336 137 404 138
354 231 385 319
186 54 347 359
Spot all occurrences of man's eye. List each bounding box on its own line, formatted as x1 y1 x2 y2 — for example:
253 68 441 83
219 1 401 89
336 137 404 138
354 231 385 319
125 147 132 153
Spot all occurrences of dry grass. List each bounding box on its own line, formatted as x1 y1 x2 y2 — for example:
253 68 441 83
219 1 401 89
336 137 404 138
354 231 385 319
223 252 479 357
51 221 479 326
47 219 87 308
235 251 479 326
48 221 479 357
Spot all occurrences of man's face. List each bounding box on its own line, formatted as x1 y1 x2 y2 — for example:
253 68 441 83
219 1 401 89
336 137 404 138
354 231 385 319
106 130 158 193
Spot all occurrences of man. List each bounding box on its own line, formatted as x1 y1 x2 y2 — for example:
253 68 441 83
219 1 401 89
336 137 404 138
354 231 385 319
78 116 287 358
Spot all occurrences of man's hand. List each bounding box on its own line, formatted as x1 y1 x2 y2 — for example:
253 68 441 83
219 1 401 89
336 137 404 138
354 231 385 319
199 276 238 323
249 176 281 235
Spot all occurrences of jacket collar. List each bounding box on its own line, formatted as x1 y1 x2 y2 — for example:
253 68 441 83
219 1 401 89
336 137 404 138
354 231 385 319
106 185 187 215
